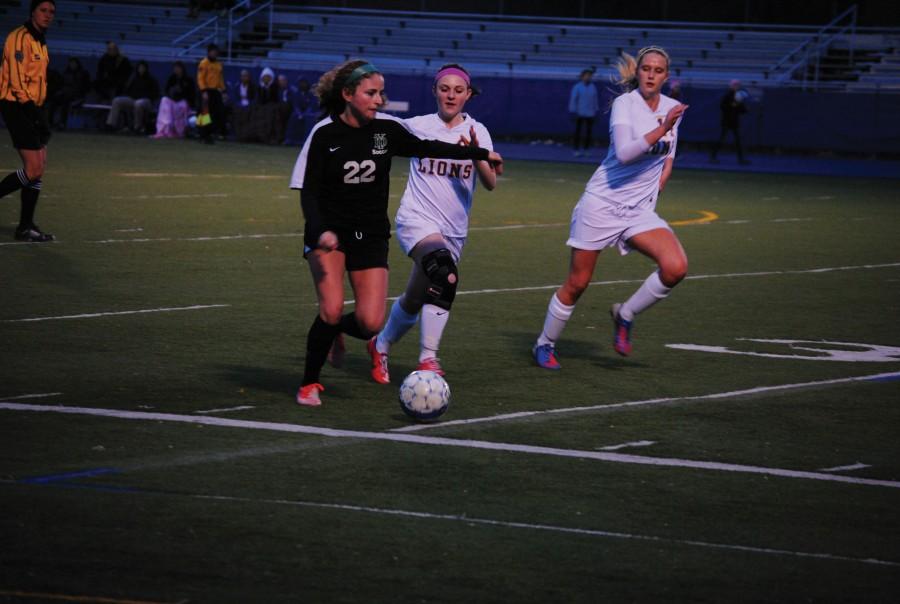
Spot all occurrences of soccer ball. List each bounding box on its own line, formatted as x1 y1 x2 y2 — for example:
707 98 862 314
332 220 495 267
398 370 450 421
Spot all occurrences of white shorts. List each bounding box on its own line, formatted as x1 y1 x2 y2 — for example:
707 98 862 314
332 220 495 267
395 213 466 262
566 194 671 255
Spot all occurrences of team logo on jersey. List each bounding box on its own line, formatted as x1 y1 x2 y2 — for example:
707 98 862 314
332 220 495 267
372 133 388 155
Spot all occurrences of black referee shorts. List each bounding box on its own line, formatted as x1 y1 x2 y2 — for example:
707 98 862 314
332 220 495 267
304 230 390 272
1 100 51 150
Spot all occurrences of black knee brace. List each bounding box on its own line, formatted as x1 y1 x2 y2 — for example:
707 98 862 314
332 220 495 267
421 248 458 311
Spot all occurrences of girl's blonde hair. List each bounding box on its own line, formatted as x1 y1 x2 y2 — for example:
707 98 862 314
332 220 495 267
613 46 671 92
315 59 382 116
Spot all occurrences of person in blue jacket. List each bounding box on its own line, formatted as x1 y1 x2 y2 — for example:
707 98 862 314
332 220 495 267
568 68 599 156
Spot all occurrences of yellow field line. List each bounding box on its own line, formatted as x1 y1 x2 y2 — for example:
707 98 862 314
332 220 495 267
670 210 719 226
0 590 184 604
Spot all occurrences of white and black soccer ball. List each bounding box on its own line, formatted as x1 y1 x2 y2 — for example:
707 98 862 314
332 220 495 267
399 370 450 421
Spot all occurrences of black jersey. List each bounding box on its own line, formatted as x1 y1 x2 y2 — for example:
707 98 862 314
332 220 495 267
290 113 490 247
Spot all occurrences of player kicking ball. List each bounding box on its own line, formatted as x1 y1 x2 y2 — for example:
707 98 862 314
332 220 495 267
368 63 498 383
533 46 688 368
289 60 503 406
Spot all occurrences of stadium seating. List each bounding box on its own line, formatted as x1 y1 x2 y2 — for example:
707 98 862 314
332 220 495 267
0 1 896 90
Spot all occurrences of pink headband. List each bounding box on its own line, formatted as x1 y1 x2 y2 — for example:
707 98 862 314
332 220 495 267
434 67 470 87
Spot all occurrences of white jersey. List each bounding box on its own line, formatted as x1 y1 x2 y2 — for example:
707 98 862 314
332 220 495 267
396 113 493 239
583 89 680 209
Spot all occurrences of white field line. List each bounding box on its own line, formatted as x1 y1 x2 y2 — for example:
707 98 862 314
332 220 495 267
0 392 62 402
392 371 900 433
193 405 256 415
91 233 301 244
194 493 900 568
3 401 900 490
469 222 566 232
109 193 230 200
819 463 871 473
118 172 282 180
3 304 230 323
345 261 900 305
0 240 59 246
597 440 656 451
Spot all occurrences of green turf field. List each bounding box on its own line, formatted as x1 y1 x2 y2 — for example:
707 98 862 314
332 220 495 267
1 132 899 603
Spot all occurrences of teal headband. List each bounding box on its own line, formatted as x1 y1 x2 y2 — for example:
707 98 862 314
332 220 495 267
345 63 379 88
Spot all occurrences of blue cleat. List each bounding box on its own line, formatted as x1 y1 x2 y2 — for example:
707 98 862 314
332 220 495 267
610 303 633 356
533 343 561 370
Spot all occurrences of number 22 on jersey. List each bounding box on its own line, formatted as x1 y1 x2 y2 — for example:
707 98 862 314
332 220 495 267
344 160 376 184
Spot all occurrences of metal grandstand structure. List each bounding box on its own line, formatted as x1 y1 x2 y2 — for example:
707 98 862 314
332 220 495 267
1 1 897 91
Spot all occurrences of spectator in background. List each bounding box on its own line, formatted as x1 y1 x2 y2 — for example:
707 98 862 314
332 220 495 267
230 68 257 141
95 41 131 101
46 56 90 130
106 60 159 134
275 73 292 143
249 67 278 144
257 67 277 104
153 61 195 139
197 43 227 141
293 77 315 114
568 68 599 157
284 77 317 146
710 79 749 165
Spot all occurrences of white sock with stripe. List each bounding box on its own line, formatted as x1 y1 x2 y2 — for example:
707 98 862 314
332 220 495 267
537 293 574 347
619 271 671 321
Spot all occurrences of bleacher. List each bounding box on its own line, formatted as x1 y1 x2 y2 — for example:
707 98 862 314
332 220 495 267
1 1 897 91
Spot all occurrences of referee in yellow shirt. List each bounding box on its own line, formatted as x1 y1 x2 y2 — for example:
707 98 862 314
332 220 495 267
0 0 55 241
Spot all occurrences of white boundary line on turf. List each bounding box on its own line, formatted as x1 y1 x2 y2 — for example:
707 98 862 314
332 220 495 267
3 304 230 323
0 392 61 402
342 261 900 305
193 405 256 415
392 370 900 433
194 493 900 568
90 233 301 244
819 463 871 473
2 401 900 490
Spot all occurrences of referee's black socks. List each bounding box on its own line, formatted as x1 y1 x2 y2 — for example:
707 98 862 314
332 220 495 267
0 170 29 199
19 179 41 229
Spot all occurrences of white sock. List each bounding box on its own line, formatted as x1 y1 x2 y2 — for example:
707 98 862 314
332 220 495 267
419 304 450 362
536 293 575 347
619 271 672 321
376 299 418 354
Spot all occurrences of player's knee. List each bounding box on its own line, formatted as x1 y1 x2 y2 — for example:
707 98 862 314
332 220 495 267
660 256 688 286
318 304 343 325
562 273 590 300
420 248 458 311
355 314 382 338
23 164 44 182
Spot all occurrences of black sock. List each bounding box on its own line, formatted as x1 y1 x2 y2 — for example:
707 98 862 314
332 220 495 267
19 181 41 229
0 170 28 199
301 316 340 386
339 312 372 340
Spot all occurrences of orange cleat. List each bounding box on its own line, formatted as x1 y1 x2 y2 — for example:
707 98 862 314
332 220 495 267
367 337 390 384
296 383 324 407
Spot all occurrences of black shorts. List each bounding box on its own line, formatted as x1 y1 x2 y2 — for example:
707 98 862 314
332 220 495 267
305 230 389 272
0 100 51 150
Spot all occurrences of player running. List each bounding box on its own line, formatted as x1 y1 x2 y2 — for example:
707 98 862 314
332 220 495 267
368 63 497 384
533 46 688 368
289 60 503 406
